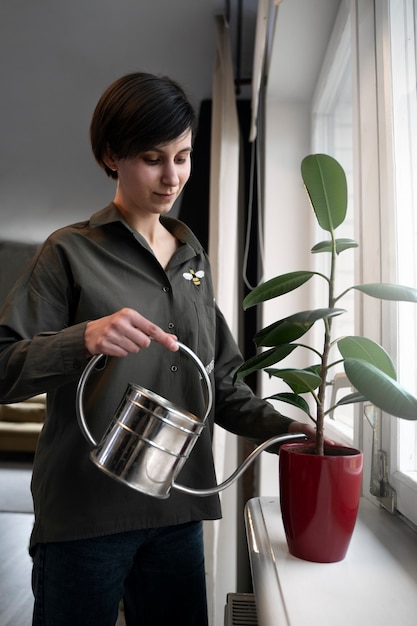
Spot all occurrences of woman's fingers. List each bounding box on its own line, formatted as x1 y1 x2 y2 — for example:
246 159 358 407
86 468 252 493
84 308 178 357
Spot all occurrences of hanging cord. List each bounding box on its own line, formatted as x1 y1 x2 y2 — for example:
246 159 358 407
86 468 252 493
242 137 265 290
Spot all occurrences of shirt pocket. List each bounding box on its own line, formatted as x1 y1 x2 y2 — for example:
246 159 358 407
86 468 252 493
191 298 216 368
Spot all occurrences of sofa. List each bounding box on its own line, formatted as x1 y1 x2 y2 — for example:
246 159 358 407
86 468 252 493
0 240 44 453
0 394 46 453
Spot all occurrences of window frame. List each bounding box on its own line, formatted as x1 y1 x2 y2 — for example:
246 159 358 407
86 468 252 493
310 0 356 448
312 0 417 526
379 0 417 526
356 0 417 525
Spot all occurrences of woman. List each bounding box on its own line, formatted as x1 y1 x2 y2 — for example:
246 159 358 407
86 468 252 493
0 72 315 625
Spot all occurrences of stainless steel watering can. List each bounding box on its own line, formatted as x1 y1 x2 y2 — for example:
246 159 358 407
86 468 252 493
76 341 306 498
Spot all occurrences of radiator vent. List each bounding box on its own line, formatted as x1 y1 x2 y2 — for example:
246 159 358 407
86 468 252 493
224 593 258 626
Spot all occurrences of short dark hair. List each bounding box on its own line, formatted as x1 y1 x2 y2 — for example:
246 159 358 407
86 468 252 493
90 72 198 179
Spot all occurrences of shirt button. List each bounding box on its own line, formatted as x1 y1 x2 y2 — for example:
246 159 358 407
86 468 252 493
73 360 81 370
168 322 175 330
170 365 178 373
163 286 170 293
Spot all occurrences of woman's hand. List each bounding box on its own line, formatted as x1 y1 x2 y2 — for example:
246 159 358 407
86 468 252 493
84 308 178 357
288 420 337 446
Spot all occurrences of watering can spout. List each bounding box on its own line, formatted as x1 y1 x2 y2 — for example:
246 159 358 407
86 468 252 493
76 341 307 499
172 432 308 497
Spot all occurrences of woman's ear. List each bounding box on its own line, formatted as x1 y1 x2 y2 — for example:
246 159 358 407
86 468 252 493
102 151 118 173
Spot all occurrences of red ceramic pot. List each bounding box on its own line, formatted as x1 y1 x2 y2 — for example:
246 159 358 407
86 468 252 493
279 442 363 563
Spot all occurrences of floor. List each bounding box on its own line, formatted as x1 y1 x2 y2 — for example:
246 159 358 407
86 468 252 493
0 513 34 626
0 453 126 626
0 452 35 626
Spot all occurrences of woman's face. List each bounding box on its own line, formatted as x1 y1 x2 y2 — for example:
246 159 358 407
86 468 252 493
109 130 192 218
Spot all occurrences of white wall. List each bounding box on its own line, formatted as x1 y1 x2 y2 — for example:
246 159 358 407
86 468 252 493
258 100 314 496
253 0 341 498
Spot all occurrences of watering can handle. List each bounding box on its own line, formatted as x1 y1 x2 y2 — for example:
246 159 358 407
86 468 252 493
76 340 213 447
172 432 308 497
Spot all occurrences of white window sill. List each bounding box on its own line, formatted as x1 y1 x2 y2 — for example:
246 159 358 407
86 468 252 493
245 497 417 626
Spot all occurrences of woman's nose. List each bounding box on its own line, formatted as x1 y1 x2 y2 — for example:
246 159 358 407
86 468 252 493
161 162 180 186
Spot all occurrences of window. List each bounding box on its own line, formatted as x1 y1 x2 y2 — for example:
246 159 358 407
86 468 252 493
311 1 355 446
312 0 417 527
350 0 417 526
385 0 417 525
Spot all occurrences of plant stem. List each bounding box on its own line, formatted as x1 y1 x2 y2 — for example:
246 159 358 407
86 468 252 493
316 228 337 455
316 322 330 455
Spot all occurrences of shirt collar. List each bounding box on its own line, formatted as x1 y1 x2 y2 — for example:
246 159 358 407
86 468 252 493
89 203 204 255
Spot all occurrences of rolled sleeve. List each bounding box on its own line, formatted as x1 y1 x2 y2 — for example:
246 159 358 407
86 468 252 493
0 323 89 402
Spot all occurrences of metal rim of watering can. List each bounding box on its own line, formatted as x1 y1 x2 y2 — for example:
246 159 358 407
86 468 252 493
76 340 213 447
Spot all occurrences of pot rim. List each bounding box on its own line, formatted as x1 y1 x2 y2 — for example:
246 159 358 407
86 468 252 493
280 442 363 457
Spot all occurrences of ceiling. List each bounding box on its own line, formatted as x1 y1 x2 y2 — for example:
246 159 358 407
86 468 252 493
269 0 341 102
0 0 339 243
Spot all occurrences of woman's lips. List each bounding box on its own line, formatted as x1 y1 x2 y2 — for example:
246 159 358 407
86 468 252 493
155 191 177 200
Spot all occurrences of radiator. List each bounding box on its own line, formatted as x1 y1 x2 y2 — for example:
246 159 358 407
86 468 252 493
224 593 258 626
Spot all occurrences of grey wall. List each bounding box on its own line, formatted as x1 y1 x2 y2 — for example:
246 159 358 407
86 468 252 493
0 0 225 244
0 241 39 306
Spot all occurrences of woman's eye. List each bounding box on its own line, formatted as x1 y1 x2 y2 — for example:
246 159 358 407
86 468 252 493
176 153 191 164
142 152 190 165
144 158 160 165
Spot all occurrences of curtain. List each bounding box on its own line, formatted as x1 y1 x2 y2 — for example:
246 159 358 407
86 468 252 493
205 14 240 626
250 0 271 141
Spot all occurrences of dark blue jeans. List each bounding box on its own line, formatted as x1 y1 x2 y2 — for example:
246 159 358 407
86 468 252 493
32 521 208 626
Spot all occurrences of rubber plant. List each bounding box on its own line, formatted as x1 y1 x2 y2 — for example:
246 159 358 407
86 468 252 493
236 153 417 455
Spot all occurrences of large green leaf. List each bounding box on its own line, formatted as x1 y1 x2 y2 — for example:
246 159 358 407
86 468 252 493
243 271 316 310
337 336 397 379
311 238 359 254
344 358 417 420
353 283 417 302
301 154 348 233
255 319 313 347
265 368 322 394
266 392 312 417
255 308 345 347
234 345 297 380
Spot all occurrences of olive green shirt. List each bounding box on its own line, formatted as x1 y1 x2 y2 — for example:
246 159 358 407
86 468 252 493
0 203 292 550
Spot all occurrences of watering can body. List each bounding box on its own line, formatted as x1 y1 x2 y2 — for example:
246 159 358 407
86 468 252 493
76 342 306 498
